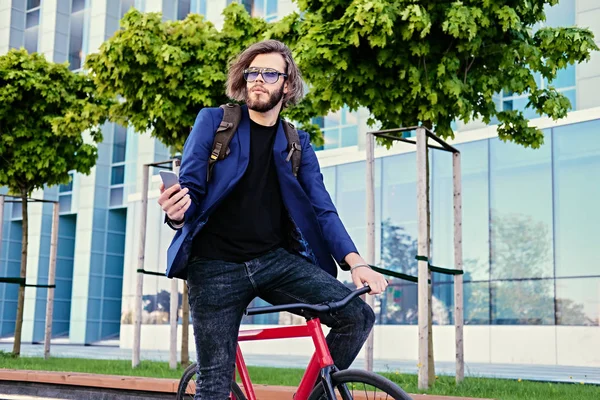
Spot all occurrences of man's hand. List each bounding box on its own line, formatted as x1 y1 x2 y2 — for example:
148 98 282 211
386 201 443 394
345 253 388 295
351 266 388 295
158 183 191 222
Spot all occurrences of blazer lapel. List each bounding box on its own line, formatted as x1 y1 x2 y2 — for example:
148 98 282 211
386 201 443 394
238 105 251 166
273 118 289 167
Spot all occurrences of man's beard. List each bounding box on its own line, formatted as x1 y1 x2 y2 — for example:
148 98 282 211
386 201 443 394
246 84 284 112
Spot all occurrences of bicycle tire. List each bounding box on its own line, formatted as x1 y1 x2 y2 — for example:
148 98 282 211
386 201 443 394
307 369 413 400
176 362 247 400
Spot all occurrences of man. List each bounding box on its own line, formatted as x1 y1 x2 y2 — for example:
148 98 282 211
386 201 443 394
158 40 388 399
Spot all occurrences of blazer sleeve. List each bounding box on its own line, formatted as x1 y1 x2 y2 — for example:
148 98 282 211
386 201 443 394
297 131 358 270
175 107 216 225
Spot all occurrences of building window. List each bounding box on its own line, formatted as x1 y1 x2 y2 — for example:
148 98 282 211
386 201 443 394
313 107 359 151
227 0 252 14
68 0 88 71
58 172 74 214
24 0 41 53
110 125 127 208
119 0 135 19
254 0 277 21
177 0 191 20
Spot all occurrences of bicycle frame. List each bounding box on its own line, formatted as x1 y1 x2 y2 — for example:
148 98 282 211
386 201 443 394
234 317 335 400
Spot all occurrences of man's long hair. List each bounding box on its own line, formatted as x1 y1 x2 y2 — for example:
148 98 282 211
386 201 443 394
226 40 304 108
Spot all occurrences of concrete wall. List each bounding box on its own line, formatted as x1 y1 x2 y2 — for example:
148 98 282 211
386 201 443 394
120 324 600 367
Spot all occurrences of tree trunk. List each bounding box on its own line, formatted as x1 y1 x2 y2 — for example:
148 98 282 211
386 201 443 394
13 189 28 357
425 125 436 385
181 282 190 367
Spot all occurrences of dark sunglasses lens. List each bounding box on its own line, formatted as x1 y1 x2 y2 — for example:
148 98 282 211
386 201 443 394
262 71 279 83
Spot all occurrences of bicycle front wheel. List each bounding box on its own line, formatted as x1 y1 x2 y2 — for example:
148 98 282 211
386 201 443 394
176 362 246 400
307 369 412 400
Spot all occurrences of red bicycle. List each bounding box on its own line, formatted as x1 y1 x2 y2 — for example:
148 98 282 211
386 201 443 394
176 286 412 399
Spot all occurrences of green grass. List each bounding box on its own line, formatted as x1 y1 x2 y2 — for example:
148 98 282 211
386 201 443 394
0 352 598 399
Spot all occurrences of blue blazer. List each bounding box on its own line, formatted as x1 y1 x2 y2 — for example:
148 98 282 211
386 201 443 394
165 105 358 279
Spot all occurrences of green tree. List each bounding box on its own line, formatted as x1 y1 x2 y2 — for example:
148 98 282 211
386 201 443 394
0 49 110 357
85 4 321 153
282 0 597 148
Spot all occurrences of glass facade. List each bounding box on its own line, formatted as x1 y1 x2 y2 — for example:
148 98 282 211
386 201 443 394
86 208 126 342
0 216 21 336
313 107 359 151
320 119 600 326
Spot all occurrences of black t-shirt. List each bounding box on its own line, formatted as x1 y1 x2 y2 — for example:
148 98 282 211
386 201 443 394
191 118 286 262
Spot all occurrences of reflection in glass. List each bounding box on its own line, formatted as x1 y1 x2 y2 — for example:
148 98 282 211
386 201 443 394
553 121 600 277
111 166 125 185
177 0 191 20
69 0 87 70
24 26 39 53
465 282 490 324
378 283 418 325
113 125 127 163
109 187 123 207
26 10 40 28
491 280 554 325
59 196 72 213
381 219 417 276
454 140 489 281
489 135 553 279
556 278 600 326
382 153 417 238
429 282 490 325
336 160 381 260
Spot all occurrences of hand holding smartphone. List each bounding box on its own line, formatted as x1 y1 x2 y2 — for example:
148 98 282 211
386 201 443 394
158 171 190 222
159 170 179 189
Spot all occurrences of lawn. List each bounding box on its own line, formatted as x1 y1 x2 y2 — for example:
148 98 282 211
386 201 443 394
0 352 597 400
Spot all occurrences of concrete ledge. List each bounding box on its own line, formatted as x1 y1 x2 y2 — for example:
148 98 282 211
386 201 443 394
0 369 491 399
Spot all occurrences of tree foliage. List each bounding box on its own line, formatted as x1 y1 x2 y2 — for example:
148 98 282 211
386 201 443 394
0 49 109 196
0 49 110 356
86 4 321 152
278 0 598 148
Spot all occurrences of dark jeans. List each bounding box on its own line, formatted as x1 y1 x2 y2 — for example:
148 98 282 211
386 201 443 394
186 247 376 400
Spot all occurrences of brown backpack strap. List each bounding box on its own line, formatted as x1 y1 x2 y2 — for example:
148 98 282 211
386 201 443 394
207 104 242 182
283 120 302 178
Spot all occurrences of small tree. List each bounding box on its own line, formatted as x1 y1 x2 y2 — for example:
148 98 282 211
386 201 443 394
0 49 109 356
86 5 322 153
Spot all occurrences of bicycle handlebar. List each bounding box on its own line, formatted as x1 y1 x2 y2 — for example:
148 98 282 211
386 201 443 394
245 285 371 316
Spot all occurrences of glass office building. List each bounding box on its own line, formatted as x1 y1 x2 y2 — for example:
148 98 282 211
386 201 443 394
1 0 598 366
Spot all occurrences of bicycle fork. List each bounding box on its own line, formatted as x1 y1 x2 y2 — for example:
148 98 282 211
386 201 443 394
319 365 353 400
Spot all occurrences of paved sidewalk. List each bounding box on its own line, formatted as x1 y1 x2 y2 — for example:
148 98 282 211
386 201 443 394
1 343 599 385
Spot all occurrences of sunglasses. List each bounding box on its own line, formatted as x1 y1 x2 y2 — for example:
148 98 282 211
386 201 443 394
243 67 288 84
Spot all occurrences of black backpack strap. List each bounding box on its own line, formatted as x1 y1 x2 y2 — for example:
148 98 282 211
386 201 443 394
207 103 242 182
282 120 302 178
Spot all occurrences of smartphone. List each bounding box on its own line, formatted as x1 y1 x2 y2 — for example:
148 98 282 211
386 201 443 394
159 170 179 189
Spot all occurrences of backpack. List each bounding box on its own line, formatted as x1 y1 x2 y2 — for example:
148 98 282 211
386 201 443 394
206 103 302 182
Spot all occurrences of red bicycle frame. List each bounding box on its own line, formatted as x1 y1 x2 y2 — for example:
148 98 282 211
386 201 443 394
234 317 333 400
